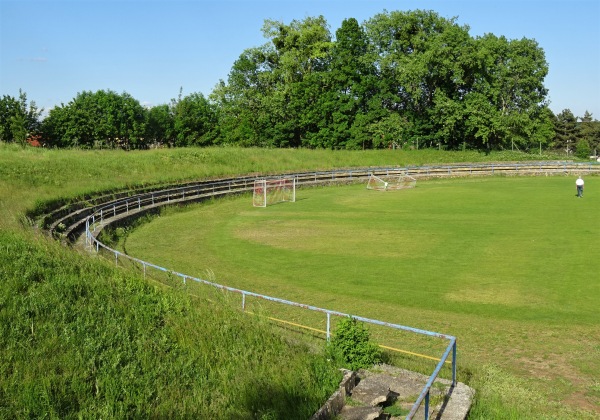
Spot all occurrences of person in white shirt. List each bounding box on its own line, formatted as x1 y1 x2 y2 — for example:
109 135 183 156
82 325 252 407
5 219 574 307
575 176 584 198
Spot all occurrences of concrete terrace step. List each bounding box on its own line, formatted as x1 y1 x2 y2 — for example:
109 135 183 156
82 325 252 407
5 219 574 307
313 365 475 420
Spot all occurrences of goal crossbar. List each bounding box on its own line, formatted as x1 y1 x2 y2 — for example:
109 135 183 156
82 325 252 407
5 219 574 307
253 177 296 207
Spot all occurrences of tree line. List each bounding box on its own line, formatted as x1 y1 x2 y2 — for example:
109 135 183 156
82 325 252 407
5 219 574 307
1 10 599 155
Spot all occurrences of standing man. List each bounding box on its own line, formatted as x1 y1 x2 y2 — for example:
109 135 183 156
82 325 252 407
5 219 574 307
575 176 584 197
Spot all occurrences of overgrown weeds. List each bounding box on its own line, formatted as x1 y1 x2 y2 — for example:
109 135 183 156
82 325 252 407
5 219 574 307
0 230 341 418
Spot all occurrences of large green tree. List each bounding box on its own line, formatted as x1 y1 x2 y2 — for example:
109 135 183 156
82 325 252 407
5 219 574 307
552 109 579 155
145 104 175 146
0 90 43 145
214 16 333 147
363 10 553 151
171 92 218 147
263 15 333 147
577 111 600 157
211 46 281 147
364 9 472 147
42 90 146 149
465 34 551 151
309 17 381 149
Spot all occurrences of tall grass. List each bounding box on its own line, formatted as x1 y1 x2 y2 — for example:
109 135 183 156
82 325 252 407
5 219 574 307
0 230 340 418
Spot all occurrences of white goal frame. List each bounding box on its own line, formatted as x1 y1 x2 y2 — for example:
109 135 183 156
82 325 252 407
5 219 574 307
253 177 296 207
366 173 416 191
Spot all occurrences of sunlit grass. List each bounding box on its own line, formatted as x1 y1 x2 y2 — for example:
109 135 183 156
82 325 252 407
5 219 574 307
124 177 598 323
123 176 600 418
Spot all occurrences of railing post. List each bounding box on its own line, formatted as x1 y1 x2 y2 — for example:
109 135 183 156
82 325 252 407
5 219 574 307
242 292 246 311
425 392 430 420
326 313 331 341
138 197 141 209
452 340 457 386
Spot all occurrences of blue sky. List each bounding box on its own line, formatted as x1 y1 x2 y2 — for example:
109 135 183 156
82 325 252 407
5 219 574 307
1 0 599 118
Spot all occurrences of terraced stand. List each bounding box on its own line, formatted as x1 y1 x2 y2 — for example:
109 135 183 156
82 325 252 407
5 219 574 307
37 161 598 246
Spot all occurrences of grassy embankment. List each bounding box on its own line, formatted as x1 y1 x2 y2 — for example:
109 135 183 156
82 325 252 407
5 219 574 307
1 143 596 418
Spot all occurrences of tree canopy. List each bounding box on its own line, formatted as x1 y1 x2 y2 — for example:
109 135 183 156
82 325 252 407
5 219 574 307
0 90 42 145
2 10 598 152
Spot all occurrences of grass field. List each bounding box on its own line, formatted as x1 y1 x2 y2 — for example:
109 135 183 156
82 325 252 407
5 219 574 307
122 176 600 418
1 143 598 418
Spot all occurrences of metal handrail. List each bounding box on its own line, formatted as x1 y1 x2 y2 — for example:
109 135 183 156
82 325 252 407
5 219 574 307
87 228 457 420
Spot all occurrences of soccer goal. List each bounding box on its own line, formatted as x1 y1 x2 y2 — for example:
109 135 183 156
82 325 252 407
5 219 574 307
366 173 416 191
253 177 296 207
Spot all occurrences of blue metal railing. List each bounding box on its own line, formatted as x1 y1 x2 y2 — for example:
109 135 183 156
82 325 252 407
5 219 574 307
86 225 457 419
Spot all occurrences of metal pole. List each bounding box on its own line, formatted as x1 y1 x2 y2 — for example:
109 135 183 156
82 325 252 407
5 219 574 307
452 340 457 386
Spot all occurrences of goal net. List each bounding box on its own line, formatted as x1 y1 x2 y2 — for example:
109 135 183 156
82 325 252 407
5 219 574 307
366 173 416 191
253 177 296 207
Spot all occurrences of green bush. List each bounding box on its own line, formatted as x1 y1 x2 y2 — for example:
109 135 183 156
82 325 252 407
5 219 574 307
328 317 381 370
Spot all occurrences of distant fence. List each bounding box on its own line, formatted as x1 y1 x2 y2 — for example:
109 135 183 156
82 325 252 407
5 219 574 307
81 161 598 419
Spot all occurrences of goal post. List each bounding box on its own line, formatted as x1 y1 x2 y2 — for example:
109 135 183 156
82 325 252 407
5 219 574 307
253 177 296 207
366 173 416 191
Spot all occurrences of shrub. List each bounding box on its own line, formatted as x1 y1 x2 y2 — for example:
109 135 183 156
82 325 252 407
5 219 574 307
328 317 381 370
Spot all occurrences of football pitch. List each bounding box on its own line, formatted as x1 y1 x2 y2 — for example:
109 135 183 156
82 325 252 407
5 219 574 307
123 175 599 412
